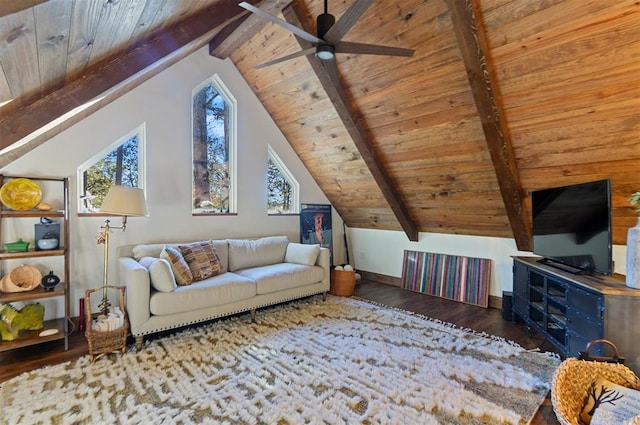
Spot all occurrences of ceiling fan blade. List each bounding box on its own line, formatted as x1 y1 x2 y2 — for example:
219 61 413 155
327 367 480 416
239 2 322 44
323 0 373 44
335 41 415 57
254 47 316 69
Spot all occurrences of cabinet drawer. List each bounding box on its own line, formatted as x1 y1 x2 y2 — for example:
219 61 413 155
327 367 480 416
567 307 603 342
567 285 603 324
567 331 604 358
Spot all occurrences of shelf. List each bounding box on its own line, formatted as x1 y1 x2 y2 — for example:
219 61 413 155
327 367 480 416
0 248 65 260
0 210 65 219
547 284 566 300
0 174 70 353
548 313 566 326
0 283 65 303
0 318 67 352
531 301 544 313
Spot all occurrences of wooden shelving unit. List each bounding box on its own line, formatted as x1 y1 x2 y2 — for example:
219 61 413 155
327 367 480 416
0 175 70 352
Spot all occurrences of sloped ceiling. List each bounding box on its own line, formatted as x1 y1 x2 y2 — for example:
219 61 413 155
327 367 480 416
1 0 638 251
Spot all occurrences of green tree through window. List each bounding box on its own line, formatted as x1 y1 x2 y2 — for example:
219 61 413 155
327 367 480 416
267 145 299 214
192 76 236 213
79 131 141 213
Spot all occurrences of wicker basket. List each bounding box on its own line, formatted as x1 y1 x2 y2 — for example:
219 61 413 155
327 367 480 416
84 285 129 363
330 269 356 296
551 340 640 425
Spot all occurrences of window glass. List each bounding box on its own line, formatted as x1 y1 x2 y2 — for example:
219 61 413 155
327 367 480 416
192 75 236 214
77 125 145 213
267 145 299 214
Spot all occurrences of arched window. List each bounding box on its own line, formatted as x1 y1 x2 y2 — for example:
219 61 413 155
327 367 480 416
192 75 237 214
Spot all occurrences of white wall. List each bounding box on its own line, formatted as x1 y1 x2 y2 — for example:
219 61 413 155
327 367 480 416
2 47 345 318
347 228 628 298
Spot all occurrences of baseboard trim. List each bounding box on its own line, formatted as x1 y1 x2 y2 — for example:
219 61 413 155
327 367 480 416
358 270 502 310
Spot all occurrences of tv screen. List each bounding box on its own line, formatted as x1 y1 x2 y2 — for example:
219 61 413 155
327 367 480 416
532 179 612 275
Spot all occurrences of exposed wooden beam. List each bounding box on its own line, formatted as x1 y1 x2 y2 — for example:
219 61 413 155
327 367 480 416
0 0 47 18
0 0 249 166
284 2 419 242
209 0 293 59
445 0 531 250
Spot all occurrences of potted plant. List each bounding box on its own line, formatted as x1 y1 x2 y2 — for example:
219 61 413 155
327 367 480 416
627 192 640 288
630 192 640 213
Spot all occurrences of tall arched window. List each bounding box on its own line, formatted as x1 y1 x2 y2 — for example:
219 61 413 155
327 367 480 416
192 75 237 214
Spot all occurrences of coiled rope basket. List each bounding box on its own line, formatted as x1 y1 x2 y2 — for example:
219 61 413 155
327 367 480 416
551 340 640 425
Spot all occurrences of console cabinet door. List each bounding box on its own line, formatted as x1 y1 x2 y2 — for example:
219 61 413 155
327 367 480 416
566 285 604 356
512 261 529 321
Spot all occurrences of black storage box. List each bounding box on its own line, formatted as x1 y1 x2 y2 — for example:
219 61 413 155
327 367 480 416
502 291 513 321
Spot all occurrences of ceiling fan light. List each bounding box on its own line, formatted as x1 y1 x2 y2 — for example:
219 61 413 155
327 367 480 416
315 44 335 61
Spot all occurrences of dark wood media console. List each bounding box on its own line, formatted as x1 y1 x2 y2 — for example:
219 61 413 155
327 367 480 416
512 256 640 375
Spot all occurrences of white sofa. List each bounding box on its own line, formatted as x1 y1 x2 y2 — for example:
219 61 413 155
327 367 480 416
117 236 330 348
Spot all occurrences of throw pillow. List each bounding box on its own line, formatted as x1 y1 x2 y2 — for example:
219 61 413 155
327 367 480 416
138 257 176 292
284 243 320 266
160 245 193 286
132 244 165 261
178 240 223 282
580 377 640 425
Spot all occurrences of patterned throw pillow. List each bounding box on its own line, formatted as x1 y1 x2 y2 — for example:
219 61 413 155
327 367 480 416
178 241 223 282
160 245 193 286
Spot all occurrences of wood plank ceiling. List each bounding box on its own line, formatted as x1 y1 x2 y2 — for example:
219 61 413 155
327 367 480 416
0 0 638 250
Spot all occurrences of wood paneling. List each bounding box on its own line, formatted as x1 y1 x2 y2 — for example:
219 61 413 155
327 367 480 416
0 0 637 248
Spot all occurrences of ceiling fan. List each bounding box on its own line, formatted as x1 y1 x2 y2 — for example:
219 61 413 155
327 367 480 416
239 0 415 69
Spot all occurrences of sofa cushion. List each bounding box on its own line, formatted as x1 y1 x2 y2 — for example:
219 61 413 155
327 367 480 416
149 272 256 316
160 245 193 286
227 236 289 272
178 241 223 282
138 257 176 292
132 243 165 261
285 243 320 266
235 263 325 295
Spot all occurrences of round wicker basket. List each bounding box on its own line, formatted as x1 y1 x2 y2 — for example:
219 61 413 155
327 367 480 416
551 357 640 425
0 265 42 292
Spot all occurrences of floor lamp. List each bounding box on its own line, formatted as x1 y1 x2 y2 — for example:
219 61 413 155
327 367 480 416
97 186 149 314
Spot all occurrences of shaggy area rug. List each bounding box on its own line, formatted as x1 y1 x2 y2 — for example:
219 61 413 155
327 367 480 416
0 295 560 424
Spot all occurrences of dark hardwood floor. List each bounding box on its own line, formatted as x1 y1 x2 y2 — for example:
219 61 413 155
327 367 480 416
0 279 563 424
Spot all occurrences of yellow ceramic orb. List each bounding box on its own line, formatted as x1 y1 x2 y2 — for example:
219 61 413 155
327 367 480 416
0 178 43 211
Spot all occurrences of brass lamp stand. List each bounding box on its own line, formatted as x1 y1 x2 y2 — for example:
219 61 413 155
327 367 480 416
96 186 148 315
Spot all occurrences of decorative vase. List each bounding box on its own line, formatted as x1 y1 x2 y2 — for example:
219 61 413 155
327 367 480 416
627 217 640 289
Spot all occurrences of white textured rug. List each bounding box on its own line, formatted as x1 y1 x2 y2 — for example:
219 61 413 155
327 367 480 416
0 295 559 424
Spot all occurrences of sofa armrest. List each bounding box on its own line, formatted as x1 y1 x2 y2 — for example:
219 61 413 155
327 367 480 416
316 247 330 285
118 257 151 331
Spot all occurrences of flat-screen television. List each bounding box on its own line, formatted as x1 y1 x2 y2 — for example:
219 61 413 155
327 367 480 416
532 179 612 275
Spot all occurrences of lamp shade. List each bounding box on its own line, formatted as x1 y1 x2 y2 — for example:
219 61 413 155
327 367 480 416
100 186 149 217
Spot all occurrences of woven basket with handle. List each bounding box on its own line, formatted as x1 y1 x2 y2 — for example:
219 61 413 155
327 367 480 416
84 285 129 363
551 339 640 425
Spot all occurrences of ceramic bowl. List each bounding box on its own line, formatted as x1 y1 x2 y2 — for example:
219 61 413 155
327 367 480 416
37 238 58 250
